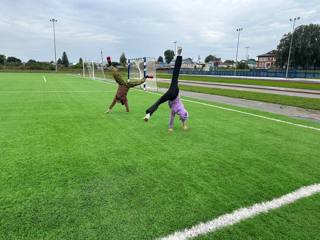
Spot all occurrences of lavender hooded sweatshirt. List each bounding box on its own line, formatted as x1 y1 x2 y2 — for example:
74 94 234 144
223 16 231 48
168 97 189 128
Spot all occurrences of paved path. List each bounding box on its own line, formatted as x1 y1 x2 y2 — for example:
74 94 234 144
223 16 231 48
158 88 320 122
178 74 320 84
158 79 320 99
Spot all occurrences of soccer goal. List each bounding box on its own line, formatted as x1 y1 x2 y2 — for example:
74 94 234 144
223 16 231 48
128 57 158 92
83 61 95 79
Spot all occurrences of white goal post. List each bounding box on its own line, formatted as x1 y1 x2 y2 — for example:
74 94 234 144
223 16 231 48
83 60 95 79
128 57 158 92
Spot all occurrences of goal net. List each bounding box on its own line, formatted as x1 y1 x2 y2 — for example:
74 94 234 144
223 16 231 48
83 61 95 79
128 57 158 91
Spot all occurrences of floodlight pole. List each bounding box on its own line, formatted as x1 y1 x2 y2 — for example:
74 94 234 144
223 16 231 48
173 41 177 56
245 46 250 61
82 60 85 77
285 17 300 79
100 50 106 78
50 18 58 72
234 28 243 75
100 50 104 66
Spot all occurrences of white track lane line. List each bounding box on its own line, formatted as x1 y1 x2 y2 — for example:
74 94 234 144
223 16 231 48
78 76 320 132
159 183 320 240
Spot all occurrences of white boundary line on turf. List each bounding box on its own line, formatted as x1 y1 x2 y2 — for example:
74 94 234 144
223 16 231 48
183 98 320 132
159 183 320 240
78 75 320 132
42 76 47 83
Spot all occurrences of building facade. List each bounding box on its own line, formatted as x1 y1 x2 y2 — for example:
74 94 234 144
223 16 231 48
257 50 277 69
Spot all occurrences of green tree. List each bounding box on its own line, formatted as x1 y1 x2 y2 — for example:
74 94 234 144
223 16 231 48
25 60 54 70
26 59 37 64
0 54 6 65
7 56 22 64
6 56 22 66
57 58 62 65
205 55 215 63
78 58 83 65
25 59 37 69
276 24 320 68
157 56 164 63
237 61 248 69
61 52 69 67
164 49 174 64
119 53 127 66
69 57 84 69
224 60 235 65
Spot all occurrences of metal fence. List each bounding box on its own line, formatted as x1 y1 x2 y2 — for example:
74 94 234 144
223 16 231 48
170 69 320 79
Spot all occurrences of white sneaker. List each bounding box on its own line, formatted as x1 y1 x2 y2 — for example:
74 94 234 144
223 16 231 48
106 108 111 113
177 46 182 56
144 113 150 122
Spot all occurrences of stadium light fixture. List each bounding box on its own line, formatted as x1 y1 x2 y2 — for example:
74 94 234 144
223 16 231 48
50 18 58 72
234 28 243 75
285 17 300 79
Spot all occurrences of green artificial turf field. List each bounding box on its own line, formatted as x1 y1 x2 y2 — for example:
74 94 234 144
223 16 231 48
0 73 320 239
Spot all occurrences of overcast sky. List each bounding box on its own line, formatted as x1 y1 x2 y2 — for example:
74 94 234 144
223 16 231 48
1 0 320 63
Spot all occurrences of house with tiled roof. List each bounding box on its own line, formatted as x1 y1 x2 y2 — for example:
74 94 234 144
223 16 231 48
257 50 277 69
169 58 196 69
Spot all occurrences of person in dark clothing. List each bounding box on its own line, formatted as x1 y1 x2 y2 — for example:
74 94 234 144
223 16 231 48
144 47 182 121
106 56 146 113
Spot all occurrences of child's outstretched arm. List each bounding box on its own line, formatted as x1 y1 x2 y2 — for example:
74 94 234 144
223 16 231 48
126 78 146 88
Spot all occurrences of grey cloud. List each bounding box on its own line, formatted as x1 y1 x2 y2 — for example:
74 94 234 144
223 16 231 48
1 0 320 62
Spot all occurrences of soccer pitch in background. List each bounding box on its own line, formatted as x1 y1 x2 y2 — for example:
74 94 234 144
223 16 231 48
0 73 319 239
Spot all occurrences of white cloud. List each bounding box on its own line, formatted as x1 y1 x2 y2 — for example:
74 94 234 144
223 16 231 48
199 29 226 43
1 0 320 62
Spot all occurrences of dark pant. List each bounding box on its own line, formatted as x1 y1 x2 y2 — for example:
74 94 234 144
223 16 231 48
146 56 182 115
109 97 129 112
